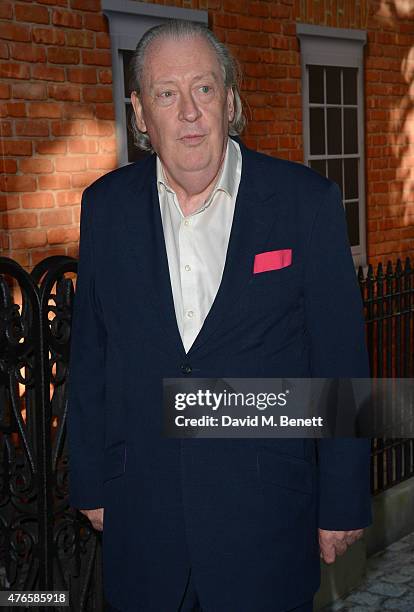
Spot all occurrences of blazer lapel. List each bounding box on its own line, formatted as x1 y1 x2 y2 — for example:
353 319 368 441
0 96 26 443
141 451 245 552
121 155 187 358
187 144 283 356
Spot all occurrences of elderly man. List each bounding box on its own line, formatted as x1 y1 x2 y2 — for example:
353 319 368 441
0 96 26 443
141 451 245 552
67 20 372 612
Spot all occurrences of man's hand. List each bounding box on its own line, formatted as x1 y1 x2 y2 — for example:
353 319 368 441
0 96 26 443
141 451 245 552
79 508 104 531
318 528 364 564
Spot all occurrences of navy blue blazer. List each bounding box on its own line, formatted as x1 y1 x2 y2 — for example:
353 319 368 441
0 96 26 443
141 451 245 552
67 140 372 612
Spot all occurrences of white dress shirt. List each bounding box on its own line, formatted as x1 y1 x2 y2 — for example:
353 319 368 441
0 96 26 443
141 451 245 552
157 138 242 353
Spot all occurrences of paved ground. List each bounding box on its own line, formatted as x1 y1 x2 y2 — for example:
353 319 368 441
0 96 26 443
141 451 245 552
321 531 414 612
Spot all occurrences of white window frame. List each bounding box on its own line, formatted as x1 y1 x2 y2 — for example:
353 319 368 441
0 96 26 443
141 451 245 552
297 24 367 268
102 0 208 167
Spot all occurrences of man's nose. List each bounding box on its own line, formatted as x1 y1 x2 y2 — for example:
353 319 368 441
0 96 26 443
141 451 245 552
178 91 201 122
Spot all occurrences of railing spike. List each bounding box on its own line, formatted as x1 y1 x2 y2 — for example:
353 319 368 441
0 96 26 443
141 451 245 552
367 263 374 285
386 260 393 277
377 261 384 279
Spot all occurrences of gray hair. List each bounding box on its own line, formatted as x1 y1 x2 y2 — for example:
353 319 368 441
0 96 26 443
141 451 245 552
128 20 246 152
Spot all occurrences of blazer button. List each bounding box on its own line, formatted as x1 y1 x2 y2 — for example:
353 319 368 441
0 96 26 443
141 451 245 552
181 363 192 375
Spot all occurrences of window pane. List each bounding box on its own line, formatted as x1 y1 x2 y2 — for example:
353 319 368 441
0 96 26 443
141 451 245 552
344 108 358 154
327 107 342 155
308 65 324 104
123 50 134 98
309 108 325 155
344 158 359 200
126 103 149 163
345 201 360 246
310 159 326 177
326 67 341 104
343 67 357 105
327 158 343 195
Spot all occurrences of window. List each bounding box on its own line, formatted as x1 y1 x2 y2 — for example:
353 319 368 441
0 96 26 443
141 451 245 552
102 0 207 166
297 24 367 267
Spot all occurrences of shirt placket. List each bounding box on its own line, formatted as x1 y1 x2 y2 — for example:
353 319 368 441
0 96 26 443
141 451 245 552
178 213 200 352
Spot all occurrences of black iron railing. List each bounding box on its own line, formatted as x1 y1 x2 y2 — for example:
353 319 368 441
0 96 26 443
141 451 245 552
0 256 102 612
358 258 414 494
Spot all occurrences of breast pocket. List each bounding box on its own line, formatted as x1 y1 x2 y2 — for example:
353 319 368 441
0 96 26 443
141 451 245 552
243 263 303 325
250 262 303 290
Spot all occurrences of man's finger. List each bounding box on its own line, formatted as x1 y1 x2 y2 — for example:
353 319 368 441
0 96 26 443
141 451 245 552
92 521 103 532
345 533 357 546
333 540 348 556
319 538 337 564
321 547 336 564
78 508 104 531
344 529 362 546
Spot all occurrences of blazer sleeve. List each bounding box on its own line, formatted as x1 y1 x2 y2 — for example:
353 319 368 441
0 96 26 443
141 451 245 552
304 180 373 530
67 188 106 510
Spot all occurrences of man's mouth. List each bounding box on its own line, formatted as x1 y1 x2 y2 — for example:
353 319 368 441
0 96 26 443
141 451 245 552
179 134 206 145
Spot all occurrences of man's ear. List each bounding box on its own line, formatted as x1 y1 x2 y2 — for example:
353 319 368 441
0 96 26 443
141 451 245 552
131 91 147 132
227 88 235 123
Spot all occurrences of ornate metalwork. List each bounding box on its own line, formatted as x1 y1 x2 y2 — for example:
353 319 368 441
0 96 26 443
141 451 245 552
358 258 414 495
0 256 103 612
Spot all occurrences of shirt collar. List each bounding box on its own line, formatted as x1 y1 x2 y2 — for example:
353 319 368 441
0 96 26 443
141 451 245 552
156 137 239 206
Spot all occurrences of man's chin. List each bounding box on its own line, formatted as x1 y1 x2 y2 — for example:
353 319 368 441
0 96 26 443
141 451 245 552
178 161 214 175
176 154 213 174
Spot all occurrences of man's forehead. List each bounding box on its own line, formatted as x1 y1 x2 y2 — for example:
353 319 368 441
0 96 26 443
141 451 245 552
145 35 221 75
147 33 212 53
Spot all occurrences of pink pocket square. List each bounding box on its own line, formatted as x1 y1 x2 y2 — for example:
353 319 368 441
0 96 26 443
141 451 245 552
253 249 292 274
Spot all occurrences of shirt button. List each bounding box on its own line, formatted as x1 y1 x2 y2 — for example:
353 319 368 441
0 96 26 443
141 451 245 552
184 219 190 226
186 310 194 318
181 363 192 375
184 265 191 272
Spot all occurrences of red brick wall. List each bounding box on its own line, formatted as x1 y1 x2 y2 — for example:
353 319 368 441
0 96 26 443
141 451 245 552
1 0 413 267
0 0 115 268
364 1 414 262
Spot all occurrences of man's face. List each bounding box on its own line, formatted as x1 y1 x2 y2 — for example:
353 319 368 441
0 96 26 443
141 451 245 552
131 35 235 184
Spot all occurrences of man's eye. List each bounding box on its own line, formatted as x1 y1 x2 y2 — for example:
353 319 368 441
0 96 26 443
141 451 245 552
160 91 173 98
199 85 211 94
